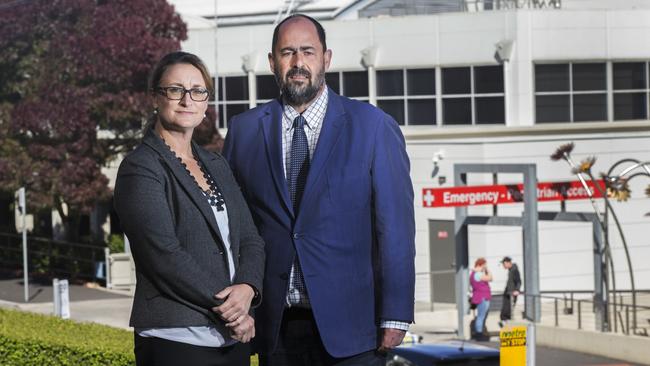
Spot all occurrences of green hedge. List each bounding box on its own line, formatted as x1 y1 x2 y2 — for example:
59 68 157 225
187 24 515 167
0 308 259 366
0 308 134 365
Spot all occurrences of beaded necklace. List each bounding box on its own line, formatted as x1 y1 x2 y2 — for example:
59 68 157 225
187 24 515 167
161 137 226 211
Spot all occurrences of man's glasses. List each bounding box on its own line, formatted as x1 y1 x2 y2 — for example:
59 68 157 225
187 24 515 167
156 86 210 102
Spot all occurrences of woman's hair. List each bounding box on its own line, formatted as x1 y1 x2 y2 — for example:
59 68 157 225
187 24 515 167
145 51 213 130
148 51 214 95
474 257 487 267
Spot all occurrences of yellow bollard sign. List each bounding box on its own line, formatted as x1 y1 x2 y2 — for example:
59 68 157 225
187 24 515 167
500 325 527 366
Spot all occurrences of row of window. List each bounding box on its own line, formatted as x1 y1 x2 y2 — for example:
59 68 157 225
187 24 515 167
535 62 650 123
212 61 650 128
214 66 505 127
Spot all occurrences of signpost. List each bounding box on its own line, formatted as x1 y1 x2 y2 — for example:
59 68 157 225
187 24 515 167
16 187 28 302
422 179 605 208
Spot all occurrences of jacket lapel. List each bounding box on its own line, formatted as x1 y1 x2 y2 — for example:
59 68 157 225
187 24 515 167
142 129 225 247
261 99 294 217
299 90 346 213
193 144 239 253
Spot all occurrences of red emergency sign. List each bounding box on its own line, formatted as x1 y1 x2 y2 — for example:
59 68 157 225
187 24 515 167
422 180 605 208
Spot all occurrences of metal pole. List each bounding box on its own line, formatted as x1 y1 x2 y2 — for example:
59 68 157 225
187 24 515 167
554 298 558 326
104 247 111 289
18 187 29 303
578 300 582 330
527 322 536 366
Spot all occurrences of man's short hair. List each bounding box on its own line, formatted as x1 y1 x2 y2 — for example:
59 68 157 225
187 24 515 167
501 256 512 263
271 14 327 53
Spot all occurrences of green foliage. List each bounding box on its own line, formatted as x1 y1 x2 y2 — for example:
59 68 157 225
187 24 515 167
107 233 125 254
0 308 134 365
0 308 260 365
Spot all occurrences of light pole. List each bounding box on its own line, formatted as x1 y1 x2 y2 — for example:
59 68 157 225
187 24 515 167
16 187 28 302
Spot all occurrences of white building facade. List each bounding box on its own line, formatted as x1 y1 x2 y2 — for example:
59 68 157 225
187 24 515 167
172 0 650 305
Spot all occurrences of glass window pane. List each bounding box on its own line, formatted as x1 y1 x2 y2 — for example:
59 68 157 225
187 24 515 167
377 99 405 125
573 94 607 122
407 99 436 125
343 71 368 97
325 72 340 94
442 98 471 125
614 92 648 120
613 62 647 90
536 95 570 123
474 65 504 94
475 96 505 124
217 77 224 101
219 104 225 128
442 67 470 95
225 76 248 101
407 69 435 96
209 77 217 102
535 64 569 92
257 74 279 100
224 103 249 126
573 63 606 91
377 69 404 96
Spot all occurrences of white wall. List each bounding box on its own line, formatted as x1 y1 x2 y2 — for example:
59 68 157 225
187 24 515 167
410 132 650 301
178 7 650 303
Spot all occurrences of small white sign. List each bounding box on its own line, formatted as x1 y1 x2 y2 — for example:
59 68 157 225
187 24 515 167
59 279 70 319
53 279 71 319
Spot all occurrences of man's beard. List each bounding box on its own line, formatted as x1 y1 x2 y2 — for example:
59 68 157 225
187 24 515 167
275 66 324 106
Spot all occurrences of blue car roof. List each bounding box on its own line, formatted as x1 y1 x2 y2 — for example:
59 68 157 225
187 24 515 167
391 340 499 362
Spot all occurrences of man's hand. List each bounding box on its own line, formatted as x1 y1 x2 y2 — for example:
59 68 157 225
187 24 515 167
212 284 255 322
227 314 255 343
513 290 520 297
378 328 406 353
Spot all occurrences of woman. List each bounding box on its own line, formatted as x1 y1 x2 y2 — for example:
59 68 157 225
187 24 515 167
114 51 264 366
469 257 492 341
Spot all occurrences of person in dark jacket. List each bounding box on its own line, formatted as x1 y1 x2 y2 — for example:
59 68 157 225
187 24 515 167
499 256 521 327
114 51 265 366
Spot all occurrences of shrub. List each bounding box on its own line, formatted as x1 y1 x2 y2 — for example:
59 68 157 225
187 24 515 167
0 308 260 365
107 234 125 254
0 308 134 365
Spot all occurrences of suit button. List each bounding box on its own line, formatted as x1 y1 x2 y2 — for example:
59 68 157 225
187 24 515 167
292 233 299 239
280 273 288 280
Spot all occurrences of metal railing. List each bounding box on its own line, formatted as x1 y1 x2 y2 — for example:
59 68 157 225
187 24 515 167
535 290 650 336
0 232 107 281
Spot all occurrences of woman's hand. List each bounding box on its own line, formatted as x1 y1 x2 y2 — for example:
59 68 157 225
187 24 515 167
212 284 255 322
227 314 255 343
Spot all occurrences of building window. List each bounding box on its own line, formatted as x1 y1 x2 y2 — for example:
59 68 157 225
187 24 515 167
325 72 341 94
441 65 504 125
216 75 249 128
535 63 607 123
375 68 436 125
342 71 368 98
257 74 279 101
613 62 649 120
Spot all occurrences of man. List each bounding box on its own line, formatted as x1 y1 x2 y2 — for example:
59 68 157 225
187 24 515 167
223 14 415 366
499 256 521 327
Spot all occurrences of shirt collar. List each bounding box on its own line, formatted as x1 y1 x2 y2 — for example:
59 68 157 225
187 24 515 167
282 86 328 131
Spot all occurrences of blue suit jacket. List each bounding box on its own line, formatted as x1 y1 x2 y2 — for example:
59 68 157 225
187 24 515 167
223 89 415 357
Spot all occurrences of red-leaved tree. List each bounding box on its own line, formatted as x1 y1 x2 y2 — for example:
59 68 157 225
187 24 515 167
0 0 215 240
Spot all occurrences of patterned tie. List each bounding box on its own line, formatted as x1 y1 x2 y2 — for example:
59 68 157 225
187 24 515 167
287 115 309 305
288 115 310 212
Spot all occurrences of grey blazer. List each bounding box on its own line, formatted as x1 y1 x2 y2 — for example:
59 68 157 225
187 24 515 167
114 128 265 328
